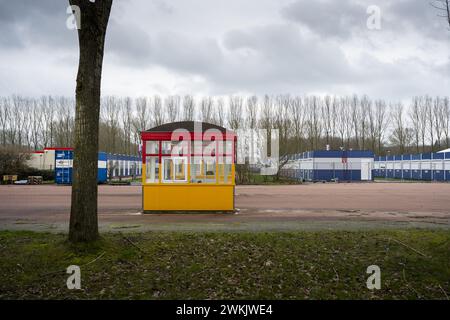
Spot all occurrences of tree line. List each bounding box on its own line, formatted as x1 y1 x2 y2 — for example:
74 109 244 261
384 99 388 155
0 94 449 156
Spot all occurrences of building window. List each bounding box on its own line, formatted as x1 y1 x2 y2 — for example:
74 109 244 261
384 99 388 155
143 136 234 185
146 141 159 154
162 141 172 155
174 157 187 182
146 156 159 183
190 157 216 183
218 140 233 155
162 157 187 183
218 156 233 184
203 141 216 157
204 158 216 183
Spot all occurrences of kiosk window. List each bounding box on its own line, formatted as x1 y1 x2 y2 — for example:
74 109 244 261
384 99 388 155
219 156 233 184
162 157 187 183
146 141 159 154
190 157 216 184
145 156 159 183
162 141 172 154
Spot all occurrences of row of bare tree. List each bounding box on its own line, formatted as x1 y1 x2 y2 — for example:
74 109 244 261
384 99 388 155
1 94 449 156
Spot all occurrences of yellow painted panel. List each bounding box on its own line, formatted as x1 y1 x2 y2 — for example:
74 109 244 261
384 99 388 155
143 185 235 212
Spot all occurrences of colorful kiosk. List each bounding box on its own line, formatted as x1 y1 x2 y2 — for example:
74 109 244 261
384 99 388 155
141 121 236 212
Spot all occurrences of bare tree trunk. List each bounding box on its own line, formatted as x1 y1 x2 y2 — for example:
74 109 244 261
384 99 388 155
367 99 376 152
182 95 195 121
337 97 349 149
360 95 370 150
418 96 427 152
290 96 305 153
200 96 214 123
426 96 435 152
133 97 150 148
121 97 133 154
322 95 332 147
69 0 113 243
434 97 443 150
443 97 450 148
228 96 243 131
375 100 388 155
351 95 360 150
409 97 421 153
213 97 225 126
391 103 407 154
0 98 9 146
165 95 180 123
152 95 165 126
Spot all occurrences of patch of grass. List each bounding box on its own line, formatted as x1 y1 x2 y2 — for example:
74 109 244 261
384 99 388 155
0 229 449 300
240 174 300 185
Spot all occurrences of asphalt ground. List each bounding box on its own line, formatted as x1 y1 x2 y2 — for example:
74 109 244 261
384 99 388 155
0 183 449 232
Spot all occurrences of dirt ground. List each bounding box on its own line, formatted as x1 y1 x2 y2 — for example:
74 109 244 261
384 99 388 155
0 183 449 232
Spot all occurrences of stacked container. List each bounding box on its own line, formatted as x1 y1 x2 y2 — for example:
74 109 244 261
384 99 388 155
55 149 108 184
281 150 374 182
374 152 450 181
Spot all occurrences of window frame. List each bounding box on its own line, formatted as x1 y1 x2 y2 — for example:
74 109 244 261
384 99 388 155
145 156 160 184
162 156 188 183
143 137 235 185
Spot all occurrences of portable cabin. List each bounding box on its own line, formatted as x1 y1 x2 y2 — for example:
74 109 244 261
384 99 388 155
374 151 450 181
141 121 236 212
283 150 374 182
26 147 60 171
26 151 46 170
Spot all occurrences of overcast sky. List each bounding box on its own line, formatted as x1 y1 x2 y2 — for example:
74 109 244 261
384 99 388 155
0 0 449 101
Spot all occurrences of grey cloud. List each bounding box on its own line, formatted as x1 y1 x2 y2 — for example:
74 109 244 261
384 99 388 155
0 0 449 100
0 0 77 50
387 0 450 40
151 32 224 75
106 25 224 75
152 0 175 14
281 0 366 40
281 0 450 41
0 0 63 21
218 24 357 93
106 20 153 67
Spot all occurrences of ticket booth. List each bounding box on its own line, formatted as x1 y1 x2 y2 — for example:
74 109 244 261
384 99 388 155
141 121 236 212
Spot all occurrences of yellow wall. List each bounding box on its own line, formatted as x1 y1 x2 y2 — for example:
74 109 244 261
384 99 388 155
143 184 235 212
142 162 236 212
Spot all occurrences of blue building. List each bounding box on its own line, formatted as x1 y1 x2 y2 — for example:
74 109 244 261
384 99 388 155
55 149 141 185
106 153 141 179
374 151 450 181
282 150 374 182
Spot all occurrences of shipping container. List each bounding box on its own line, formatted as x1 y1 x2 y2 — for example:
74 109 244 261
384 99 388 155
25 147 142 185
55 149 108 184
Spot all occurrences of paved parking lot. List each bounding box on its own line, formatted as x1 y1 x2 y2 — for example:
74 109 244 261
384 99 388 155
0 183 449 231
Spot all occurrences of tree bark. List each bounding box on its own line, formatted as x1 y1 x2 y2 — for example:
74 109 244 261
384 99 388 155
69 0 113 242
